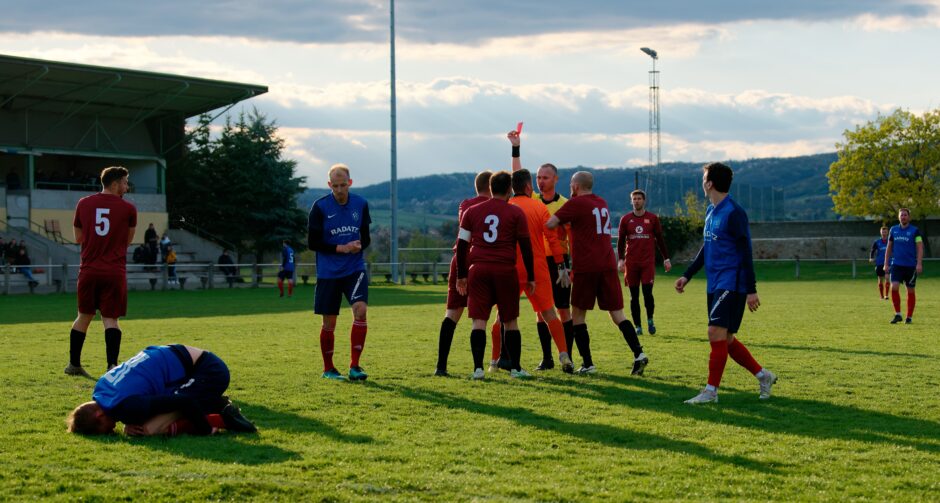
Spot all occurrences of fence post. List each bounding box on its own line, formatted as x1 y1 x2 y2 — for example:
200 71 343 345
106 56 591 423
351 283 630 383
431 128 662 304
3 265 9 295
162 263 169 290
432 262 438 285
207 263 214 289
851 258 857 279
252 263 260 288
795 257 800 279
62 262 69 293
400 262 406 285
47 260 52 286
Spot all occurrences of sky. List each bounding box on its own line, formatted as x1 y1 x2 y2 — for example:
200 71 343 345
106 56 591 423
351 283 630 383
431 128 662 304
2 1 939 186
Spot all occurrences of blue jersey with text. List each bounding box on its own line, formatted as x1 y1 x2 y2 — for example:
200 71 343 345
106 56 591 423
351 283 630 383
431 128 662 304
870 238 888 266
888 224 922 267
699 196 756 294
308 193 371 279
93 346 185 412
281 244 295 272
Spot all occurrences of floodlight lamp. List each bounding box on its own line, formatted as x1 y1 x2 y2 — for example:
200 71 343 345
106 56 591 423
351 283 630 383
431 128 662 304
640 47 658 59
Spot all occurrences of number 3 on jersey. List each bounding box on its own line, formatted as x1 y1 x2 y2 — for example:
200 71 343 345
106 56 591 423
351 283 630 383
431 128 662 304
95 208 111 236
483 215 499 243
592 207 611 235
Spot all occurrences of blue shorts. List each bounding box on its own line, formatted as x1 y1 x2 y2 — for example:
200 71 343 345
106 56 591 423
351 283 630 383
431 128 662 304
706 290 747 334
875 265 886 278
314 270 369 315
890 265 917 288
278 270 295 281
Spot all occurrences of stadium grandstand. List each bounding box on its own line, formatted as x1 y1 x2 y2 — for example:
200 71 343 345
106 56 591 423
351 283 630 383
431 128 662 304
0 53 266 290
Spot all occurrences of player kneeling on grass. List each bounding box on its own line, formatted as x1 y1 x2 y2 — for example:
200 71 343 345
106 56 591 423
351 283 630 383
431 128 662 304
67 344 256 436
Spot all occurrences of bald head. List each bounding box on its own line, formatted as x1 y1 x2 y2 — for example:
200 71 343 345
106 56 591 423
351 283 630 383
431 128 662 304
570 171 594 195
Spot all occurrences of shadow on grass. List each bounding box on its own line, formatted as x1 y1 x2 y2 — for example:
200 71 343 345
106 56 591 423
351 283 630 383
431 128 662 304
369 382 772 472
241 402 374 444
88 431 299 466
542 373 940 454
665 333 935 360
1 285 445 324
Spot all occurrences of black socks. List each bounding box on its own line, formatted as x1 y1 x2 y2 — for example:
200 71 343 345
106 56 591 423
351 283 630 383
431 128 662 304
470 329 486 369
573 324 593 367
536 322 552 362
104 328 122 367
69 329 86 367
437 318 457 371
618 320 642 358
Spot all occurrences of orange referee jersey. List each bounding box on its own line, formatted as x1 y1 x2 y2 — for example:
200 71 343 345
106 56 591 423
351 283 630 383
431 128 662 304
510 195 563 312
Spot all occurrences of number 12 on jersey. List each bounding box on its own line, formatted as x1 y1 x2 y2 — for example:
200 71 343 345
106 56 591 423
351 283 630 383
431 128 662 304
592 207 611 235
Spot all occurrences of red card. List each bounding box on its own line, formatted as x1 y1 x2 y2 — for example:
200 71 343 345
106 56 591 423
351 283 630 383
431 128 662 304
516 122 523 134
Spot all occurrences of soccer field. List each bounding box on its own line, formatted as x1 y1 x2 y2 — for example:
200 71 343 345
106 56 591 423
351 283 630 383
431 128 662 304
1 275 938 501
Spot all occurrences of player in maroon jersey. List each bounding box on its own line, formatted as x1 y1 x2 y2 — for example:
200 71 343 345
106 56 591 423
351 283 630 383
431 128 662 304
455 171 536 379
547 171 648 375
617 190 671 335
435 170 492 377
65 166 138 378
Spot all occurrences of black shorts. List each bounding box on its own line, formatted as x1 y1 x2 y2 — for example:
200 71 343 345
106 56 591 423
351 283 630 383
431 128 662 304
314 270 369 315
546 256 571 309
170 346 231 402
889 265 917 288
706 290 747 334
875 265 886 278
278 270 295 281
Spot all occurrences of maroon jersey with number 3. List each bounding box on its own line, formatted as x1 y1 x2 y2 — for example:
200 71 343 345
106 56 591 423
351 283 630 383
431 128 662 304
73 193 138 275
459 198 529 265
553 194 616 273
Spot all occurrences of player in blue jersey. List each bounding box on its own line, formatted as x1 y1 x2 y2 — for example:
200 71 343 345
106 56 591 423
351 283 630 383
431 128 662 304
885 208 924 324
675 162 777 404
869 226 889 300
67 344 256 435
278 240 296 298
308 164 372 381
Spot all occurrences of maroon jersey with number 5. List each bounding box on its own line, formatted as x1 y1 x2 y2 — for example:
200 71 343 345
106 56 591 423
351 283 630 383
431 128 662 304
459 198 529 266
73 193 138 275
552 194 616 273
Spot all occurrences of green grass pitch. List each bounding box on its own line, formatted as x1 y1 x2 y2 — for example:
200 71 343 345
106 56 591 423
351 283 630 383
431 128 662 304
0 268 938 501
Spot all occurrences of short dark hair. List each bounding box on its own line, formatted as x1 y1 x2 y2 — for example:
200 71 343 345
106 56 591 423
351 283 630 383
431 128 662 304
67 402 103 435
475 170 493 194
511 169 532 196
100 166 129 188
703 162 733 193
539 163 558 174
630 189 646 200
898 208 910 216
489 171 512 196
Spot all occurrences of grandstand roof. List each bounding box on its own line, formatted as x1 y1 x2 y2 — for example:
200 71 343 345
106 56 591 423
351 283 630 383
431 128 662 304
0 53 267 121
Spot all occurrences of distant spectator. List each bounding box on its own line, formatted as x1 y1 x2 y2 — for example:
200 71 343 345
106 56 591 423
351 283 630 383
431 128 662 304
14 248 38 287
160 233 171 262
144 224 159 264
132 244 148 265
218 250 237 287
166 245 178 285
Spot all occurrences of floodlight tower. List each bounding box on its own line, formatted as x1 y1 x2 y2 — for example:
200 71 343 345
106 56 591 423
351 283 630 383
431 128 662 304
640 47 660 193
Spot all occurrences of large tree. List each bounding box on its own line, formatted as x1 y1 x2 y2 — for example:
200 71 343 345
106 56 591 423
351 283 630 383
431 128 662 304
828 108 940 222
168 108 307 259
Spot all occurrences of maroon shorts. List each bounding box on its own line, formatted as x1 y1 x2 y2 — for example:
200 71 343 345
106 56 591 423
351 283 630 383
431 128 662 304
445 258 468 309
571 269 623 311
624 261 655 287
467 263 520 322
77 272 128 318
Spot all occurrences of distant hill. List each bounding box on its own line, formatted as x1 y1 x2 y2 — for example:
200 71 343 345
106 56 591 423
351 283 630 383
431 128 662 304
299 153 838 226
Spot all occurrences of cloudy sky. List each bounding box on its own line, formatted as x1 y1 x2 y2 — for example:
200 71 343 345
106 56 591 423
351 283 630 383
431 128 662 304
2 1 939 186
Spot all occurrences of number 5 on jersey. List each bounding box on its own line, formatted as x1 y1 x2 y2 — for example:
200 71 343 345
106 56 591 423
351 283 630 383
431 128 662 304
95 208 111 236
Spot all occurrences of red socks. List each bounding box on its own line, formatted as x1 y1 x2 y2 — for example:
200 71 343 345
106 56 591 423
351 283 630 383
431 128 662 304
907 291 916 318
707 340 729 389
320 327 335 372
728 339 762 375
288 281 294 296
350 321 367 367
892 289 902 313
878 282 884 298
277 279 284 295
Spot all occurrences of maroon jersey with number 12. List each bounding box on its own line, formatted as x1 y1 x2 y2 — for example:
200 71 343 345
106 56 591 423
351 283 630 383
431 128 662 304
73 193 138 275
553 194 616 273
459 198 529 265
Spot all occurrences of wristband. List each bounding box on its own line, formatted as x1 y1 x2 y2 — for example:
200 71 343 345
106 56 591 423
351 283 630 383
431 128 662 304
511 145 520 158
